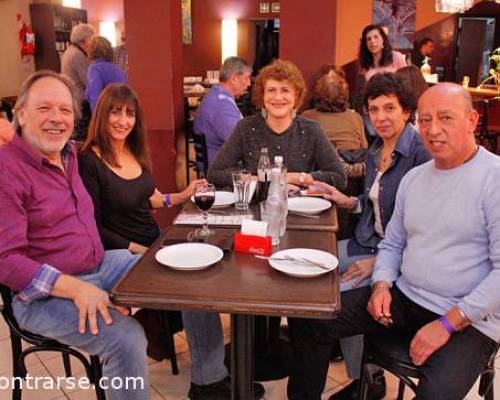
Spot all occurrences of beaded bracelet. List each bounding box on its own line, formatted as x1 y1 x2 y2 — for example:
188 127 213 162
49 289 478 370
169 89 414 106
163 193 172 208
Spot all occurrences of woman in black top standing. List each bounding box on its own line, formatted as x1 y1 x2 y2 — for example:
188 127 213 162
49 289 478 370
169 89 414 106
79 83 202 254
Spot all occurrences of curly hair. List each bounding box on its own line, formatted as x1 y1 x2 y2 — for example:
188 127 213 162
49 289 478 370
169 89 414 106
313 66 350 113
81 84 151 171
359 24 394 71
252 59 306 110
89 36 114 62
363 72 415 114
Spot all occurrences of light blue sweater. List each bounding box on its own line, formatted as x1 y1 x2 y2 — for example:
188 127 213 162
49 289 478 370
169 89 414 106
372 147 500 341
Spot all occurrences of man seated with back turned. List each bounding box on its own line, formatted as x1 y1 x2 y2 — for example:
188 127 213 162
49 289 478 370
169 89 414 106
194 56 252 163
0 70 149 400
287 82 500 400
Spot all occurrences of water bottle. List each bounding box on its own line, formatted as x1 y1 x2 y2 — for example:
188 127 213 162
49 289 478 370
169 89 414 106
274 156 288 237
265 167 282 245
256 148 271 203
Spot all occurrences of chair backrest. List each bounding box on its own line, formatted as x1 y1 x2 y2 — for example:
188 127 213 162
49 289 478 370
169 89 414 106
192 131 209 178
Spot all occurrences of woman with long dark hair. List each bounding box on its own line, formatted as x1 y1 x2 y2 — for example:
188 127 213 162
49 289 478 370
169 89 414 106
79 83 200 255
354 24 407 141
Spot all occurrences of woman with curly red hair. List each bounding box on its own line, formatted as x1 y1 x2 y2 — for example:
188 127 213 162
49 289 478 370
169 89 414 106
208 59 346 190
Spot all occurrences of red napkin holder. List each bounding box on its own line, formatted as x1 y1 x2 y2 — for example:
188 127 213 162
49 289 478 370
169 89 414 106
233 232 272 256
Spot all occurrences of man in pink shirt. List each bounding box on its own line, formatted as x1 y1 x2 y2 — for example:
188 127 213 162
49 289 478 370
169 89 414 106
0 71 148 400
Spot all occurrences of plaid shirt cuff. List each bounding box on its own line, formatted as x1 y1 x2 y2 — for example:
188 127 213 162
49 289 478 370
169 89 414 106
17 264 61 304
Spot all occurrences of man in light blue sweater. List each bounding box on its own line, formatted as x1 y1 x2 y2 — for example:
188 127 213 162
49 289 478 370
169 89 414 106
287 83 500 400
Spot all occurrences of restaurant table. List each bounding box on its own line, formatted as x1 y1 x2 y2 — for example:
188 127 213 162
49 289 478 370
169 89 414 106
111 225 340 399
177 200 339 233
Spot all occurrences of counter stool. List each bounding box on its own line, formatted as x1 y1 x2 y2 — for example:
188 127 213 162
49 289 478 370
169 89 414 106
359 333 498 400
0 284 106 400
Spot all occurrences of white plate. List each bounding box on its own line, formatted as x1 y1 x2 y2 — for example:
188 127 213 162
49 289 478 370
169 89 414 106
287 197 331 215
268 248 338 278
191 191 235 208
155 243 224 270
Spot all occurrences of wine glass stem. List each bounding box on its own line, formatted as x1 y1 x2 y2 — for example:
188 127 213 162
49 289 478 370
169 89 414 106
203 210 208 232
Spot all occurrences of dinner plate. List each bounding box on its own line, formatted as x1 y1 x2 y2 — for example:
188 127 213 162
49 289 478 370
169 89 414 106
287 197 331 215
268 248 338 278
191 191 235 208
155 243 224 270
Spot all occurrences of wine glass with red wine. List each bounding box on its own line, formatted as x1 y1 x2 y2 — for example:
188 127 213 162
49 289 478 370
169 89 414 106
192 182 216 238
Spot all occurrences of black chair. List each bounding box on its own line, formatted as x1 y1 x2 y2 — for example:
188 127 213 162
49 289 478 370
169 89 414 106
188 130 209 179
359 333 498 400
0 284 106 400
184 123 209 182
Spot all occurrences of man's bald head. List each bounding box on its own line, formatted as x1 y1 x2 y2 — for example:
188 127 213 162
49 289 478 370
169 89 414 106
418 82 473 114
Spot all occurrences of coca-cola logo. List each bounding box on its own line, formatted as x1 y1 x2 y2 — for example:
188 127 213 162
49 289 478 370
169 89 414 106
249 247 265 255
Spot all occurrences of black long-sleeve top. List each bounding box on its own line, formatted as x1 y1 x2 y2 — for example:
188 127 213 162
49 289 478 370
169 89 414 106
78 150 160 249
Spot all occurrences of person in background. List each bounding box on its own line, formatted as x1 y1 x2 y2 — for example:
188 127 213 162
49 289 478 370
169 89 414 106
302 73 431 400
194 56 252 163
353 24 407 142
287 82 499 400
85 36 127 114
61 23 95 102
302 66 367 178
61 23 95 140
208 59 346 190
78 84 265 400
395 65 428 124
0 118 14 146
411 37 435 68
0 70 149 400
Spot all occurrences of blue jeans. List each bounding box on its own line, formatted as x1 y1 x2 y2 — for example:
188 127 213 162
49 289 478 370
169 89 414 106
338 239 373 379
182 311 228 385
13 250 149 400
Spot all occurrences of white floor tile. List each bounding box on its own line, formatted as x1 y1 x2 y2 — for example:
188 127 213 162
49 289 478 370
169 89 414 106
0 338 42 375
0 363 66 400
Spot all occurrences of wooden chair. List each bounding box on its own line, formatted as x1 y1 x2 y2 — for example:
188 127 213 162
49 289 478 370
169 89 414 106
359 333 498 400
0 284 106 400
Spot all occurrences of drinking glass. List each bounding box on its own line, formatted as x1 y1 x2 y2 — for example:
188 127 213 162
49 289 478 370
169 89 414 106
190 183 216 238
232 170 252 210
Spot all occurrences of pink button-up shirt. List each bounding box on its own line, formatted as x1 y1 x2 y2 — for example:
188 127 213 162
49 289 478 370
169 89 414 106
0 135 104 291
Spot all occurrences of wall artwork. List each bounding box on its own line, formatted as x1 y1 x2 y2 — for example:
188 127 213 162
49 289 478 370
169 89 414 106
373 0 416 50
182 0 192 45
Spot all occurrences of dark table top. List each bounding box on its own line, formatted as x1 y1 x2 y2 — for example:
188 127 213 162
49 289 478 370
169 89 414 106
111 226 340 319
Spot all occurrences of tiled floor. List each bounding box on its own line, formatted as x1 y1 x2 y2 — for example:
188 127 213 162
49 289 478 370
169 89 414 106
0 313 497 399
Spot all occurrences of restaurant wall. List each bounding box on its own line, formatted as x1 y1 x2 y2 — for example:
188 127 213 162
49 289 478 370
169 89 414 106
124 0 183 227
280 0 337 107
0 0 35 98
182 0 279 77
81 0 125 44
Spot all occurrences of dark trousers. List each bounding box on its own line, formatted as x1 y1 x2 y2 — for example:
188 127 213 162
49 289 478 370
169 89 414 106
287 286 496 400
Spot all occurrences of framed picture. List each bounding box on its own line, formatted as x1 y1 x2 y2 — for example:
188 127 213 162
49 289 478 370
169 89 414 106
373 0 415 50
182 0 192 45
271 3 280 13
259 3 270 13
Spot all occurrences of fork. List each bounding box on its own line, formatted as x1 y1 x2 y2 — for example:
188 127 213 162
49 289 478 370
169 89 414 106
254 254 330 270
